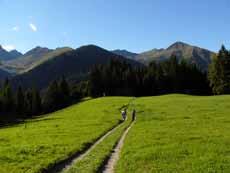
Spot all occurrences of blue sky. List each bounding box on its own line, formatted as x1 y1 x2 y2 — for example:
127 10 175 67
0 0 230 53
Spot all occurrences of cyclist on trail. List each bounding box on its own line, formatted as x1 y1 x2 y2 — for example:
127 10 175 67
132 109 136 121
121 109 127 121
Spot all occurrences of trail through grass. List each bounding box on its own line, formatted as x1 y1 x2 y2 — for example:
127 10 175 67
0 97 131 173
63 116 132 173
1 95 229 173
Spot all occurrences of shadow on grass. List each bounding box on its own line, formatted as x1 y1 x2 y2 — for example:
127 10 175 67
0 97 92 129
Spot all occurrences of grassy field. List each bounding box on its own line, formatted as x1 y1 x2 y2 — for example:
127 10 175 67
64 113 132 173
1 95 229 173
116 95 230 173
0 97 131 173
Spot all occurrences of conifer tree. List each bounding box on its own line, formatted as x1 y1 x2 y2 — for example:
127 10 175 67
208 45 230 94
59 77 70 106
42 80 59 112
16 86 25 115
1 79 14 112
25 89 33 116
31 88 42 115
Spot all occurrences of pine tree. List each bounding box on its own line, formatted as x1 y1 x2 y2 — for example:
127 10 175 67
25 89 33 116
31 88 42 115
168 55 179 92
42 80 60 112
89 65 103 97
16 86 25 116
1 79 14 112
59 77 70 106
208 45 230 94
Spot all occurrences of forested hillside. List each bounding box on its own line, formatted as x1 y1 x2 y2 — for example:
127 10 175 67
11 45 141 89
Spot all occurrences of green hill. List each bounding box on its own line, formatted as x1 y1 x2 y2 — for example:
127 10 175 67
0 97 131 173
116 94 230 173
0 95 229 173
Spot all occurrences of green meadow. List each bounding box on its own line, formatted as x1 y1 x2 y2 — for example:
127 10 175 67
116 95 230 173
0 97 131 173
0 95 229 173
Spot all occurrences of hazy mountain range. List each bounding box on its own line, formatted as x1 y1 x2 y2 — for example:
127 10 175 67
10 45 141 89
0 41 216 89
3 46 73 74
0 45 22 61
112 42 215 70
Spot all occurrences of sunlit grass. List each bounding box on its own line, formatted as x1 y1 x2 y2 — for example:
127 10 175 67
0 97 131 173
116 94 230 173
64 115 132 173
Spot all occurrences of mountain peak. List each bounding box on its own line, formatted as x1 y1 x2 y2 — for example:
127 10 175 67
78 44 102 49
10 49 16 52
33 46 50 51
9 50 23 57
24 46 52 56
113 49 131 52
167 41 190 49
111 49 138 59
76 45 108 53
0 45 8 52
0 45 22 61
135 41 215 71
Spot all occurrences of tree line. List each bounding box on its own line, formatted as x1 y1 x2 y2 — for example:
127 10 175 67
89 55 211 97
0 77 83 124
89 45 230 97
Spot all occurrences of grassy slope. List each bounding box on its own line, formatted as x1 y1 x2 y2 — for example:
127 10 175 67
0 97 131 173
116 94 230 173
64 115 132 173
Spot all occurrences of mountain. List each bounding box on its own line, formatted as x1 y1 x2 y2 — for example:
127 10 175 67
9 50 23 58
4 46 52 71
12 45 142 89
3 47 73 73
136 42 215 70
112 49 138 59
0 68 11 80
0 45 22 61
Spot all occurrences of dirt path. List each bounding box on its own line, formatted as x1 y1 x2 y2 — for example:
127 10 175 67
43 122 123 173
102 121 134 173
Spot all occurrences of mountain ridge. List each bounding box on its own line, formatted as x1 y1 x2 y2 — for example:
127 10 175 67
0 45 22 61
113 41 215 70
0 41 216 79
111 49 138 59
11 44 142 89
3 47 73 73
